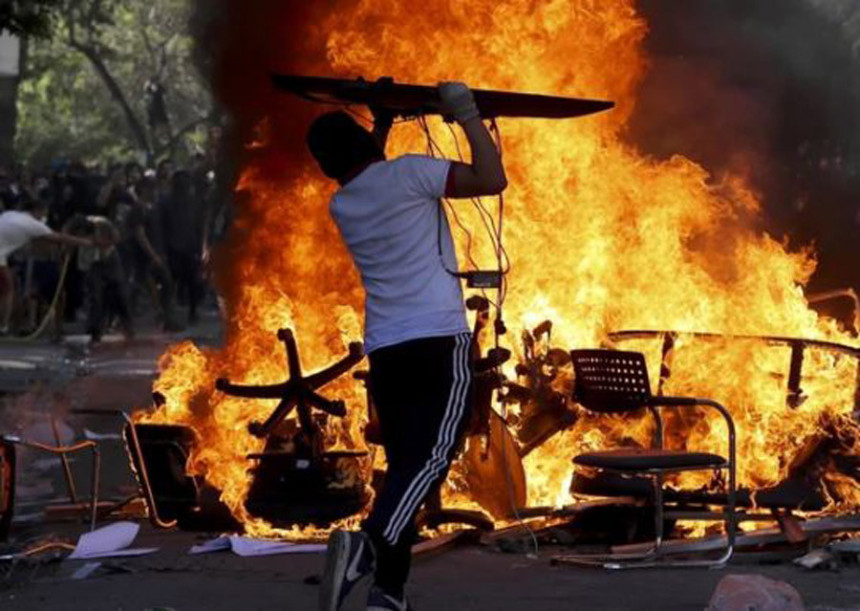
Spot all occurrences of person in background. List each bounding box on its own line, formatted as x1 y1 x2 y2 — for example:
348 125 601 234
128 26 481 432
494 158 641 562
190 151 218 273
97 163 129 216
66 161 96 215
71 214 134 343
58 164 96 322
125 162 144 194
21 187 65 337
155 158 174 202
101 166 139 312
0 199 93 335
129 177 179 331
0 165 23 211
161 170 205 325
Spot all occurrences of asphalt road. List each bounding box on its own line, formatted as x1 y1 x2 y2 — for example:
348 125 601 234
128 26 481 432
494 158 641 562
2 317 860 610
3 526 860 610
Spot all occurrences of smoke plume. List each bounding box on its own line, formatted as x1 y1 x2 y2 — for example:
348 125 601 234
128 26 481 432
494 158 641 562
630 0 860 296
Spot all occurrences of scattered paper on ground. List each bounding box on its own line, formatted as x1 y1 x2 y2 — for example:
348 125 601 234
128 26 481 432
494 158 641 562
189 536 231 555
68 522 158 560
189 535 325 557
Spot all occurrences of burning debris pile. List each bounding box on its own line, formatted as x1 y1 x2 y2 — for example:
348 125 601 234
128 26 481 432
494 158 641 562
134 0 860 540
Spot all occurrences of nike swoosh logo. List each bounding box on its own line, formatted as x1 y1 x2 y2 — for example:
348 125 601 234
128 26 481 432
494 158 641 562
345 539 365 582
383 594 408 611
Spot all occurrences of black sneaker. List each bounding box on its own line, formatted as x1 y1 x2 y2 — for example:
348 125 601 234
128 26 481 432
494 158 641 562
319 530 375 611
366 586 413 611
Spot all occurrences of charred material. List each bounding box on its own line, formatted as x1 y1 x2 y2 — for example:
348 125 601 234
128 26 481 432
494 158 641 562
570 471 826 511
502 320 578 457
216 328 369 526
125 423 198 522
0 439 14 542
215 328 364 442
245 445 371 527
124 421 239 531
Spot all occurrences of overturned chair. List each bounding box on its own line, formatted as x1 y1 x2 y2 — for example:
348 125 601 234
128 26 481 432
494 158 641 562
554 349 737 569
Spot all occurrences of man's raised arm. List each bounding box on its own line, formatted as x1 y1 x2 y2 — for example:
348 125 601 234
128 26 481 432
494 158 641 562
440 82 508 199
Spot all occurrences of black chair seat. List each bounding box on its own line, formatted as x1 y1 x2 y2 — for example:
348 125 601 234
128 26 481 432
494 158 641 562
574 448 726 471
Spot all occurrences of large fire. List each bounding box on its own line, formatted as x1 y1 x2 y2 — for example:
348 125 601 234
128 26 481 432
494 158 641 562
140 0 860 537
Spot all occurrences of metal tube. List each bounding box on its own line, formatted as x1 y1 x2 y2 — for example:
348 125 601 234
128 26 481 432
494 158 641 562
121 413 177 529
647 405 664 450
609 329 860 359
653 473 664 552
10 438 97 455
696 398 736 566
647 398 737 567
3 436 104 532
89 445 100 532
786 342 805 409
70 409 179 529
657 332 676 396
51 417 78 504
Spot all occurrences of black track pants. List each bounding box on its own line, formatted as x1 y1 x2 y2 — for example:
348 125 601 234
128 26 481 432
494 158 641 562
363 332 473 597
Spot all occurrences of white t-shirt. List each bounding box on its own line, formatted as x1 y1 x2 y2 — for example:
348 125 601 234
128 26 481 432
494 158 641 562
330 155 469 353
0 210 53 266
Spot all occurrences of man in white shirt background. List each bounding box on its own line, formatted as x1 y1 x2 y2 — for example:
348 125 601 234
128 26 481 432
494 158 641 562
0 199 93 335
310 82 507 611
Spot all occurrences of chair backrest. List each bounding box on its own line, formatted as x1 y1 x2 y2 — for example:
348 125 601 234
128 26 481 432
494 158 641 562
570 349 652 413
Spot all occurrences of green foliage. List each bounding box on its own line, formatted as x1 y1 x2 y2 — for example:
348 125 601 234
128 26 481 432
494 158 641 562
0 0 61 37
15 0 212 168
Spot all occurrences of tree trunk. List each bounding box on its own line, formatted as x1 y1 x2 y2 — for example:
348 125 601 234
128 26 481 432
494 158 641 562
0 79 17 168
70 41 152 157
0 35 23 168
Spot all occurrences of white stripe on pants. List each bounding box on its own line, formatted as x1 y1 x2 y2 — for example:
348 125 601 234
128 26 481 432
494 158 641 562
382 333 471 544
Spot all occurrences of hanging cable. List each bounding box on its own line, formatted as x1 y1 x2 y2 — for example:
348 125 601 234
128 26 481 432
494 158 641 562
418 115 481 274
487 117 538 557
421 113 538 556
443 122 504 257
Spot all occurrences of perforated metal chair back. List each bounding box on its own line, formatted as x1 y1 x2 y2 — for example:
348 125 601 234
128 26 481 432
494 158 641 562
570 349 652 413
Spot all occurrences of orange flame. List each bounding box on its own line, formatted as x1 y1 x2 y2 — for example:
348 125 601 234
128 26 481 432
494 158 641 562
140 0 859 537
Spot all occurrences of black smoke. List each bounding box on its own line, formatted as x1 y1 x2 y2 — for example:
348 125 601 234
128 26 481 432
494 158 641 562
630 0 860 300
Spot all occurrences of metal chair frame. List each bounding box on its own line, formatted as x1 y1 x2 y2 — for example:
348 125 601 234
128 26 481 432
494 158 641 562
560 350 737 569
71 408 180 529
0 433 100 532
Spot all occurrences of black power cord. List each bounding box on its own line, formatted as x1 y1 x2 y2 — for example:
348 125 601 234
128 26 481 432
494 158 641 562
419 115 539 556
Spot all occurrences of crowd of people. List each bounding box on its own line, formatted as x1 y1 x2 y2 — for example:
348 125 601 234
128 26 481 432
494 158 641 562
0 153 226 342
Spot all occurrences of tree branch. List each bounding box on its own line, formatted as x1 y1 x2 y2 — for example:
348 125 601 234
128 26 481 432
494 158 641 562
155 113 214 159
60 0 151 155
137 7 159 72
67 45 151 155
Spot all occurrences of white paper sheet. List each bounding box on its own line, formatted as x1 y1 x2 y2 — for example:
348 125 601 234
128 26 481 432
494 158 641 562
187 535 326 557
228 536 326 557
189 536 231 555
68 522 159 560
